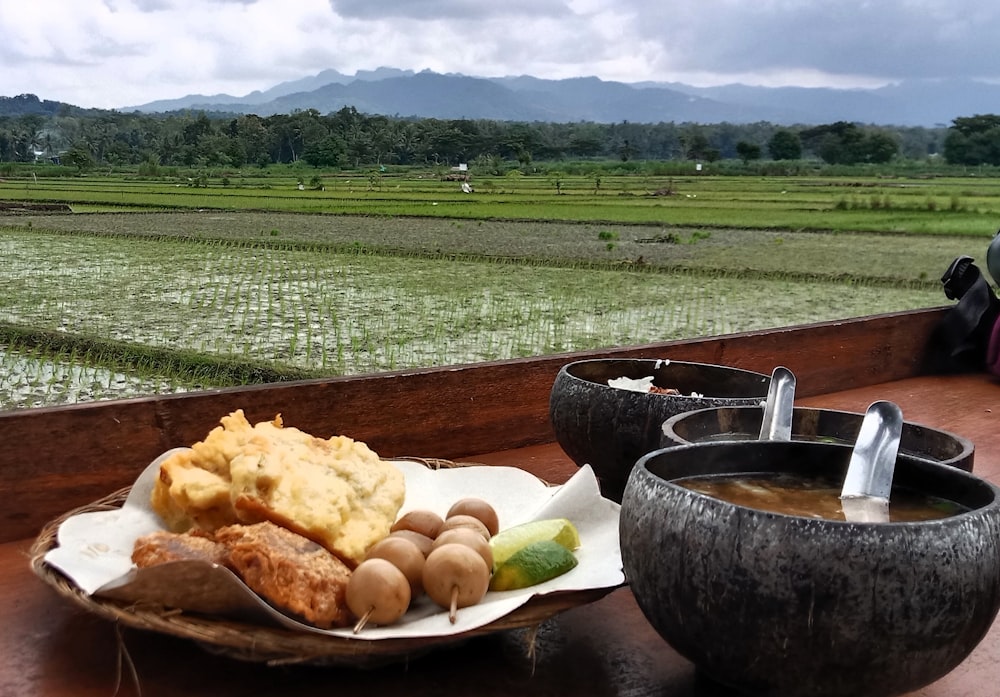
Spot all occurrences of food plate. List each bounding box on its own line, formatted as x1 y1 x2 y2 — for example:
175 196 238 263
30 457 624 666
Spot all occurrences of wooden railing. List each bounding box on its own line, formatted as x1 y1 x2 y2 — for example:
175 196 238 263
0 307 948 543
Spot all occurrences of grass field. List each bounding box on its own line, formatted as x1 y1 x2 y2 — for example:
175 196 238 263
4 171 1000 233
1 167 995 411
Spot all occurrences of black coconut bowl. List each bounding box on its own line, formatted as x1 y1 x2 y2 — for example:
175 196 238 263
620 440 1000 697
660 405 975 471
548 358 770 502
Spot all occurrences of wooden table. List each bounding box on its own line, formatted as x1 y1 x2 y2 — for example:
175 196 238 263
3 308 999 696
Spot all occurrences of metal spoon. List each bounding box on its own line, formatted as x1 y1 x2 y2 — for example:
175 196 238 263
840 400 903 523
758 366 796 442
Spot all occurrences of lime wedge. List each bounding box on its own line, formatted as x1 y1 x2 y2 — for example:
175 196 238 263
488 517 580 567
489 539 578 591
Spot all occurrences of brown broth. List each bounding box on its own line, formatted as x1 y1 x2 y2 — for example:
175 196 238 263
677 472 968 522
693 432 852 445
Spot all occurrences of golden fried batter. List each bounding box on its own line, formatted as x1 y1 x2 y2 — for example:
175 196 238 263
131 523 354 629
229 427 405 566
150 410 405 566
214 522 353 629
151 410 272 531
132 529 226 567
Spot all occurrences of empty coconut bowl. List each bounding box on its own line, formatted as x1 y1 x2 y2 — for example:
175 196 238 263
661 405 975 471
548 358 770 502
619 440 1000 697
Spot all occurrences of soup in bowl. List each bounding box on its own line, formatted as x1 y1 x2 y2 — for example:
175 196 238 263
619 439 1000 697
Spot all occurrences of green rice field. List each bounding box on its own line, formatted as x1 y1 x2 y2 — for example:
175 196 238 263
0 169 996 412
4 170 1000 233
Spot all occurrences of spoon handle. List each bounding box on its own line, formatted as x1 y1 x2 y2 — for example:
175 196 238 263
758 366 796 442
841 401 903 523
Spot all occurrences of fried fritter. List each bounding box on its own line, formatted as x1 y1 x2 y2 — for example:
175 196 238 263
132 529 226 567
150 409 406 566
229 427 405 566
214 521 353 629
151 410 271 532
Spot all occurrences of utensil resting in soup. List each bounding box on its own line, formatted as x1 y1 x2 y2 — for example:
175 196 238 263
619 437 1000 697
676 400 921 523
757 366 795 442
839 400 903 523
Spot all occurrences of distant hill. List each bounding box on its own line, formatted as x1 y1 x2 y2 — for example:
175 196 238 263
124 67 418 114
655 79 1000 128
120 69 1000 127
122 69 784 123
11 69 1000 127
0 93 96 117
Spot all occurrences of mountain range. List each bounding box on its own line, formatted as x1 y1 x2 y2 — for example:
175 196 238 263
124 68 1000 128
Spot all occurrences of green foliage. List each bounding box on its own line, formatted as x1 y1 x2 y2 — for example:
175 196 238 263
137 157 160 177
0 93 73 117
0 104 960 172
800 122 899 165
768 129 803 160
63 143 95 172
736 141 762 164
303 135 346 168
0 161 76 177
943 114 1000 165
680 128 720 162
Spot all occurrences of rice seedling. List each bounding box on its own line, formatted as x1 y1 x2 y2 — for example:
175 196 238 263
1 167 982 414
0 343 200 411
0 225 944 392
4 173 1000 234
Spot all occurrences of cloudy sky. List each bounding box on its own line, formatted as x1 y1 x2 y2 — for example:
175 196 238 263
1 0 998 109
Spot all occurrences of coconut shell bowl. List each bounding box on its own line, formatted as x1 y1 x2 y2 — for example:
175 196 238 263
619 439 1000 697
661 404 975 471
548 358 770 502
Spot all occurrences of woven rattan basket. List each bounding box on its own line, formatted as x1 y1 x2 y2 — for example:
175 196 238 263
29 457 619 667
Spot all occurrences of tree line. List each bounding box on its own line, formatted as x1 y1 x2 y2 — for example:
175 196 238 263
2 94 996 171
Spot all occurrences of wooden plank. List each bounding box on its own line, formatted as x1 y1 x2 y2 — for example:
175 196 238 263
0 308 948 542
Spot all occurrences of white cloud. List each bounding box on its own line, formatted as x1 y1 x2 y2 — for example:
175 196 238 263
0 0 998 108
328 0 569 21
629 0 1000 84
